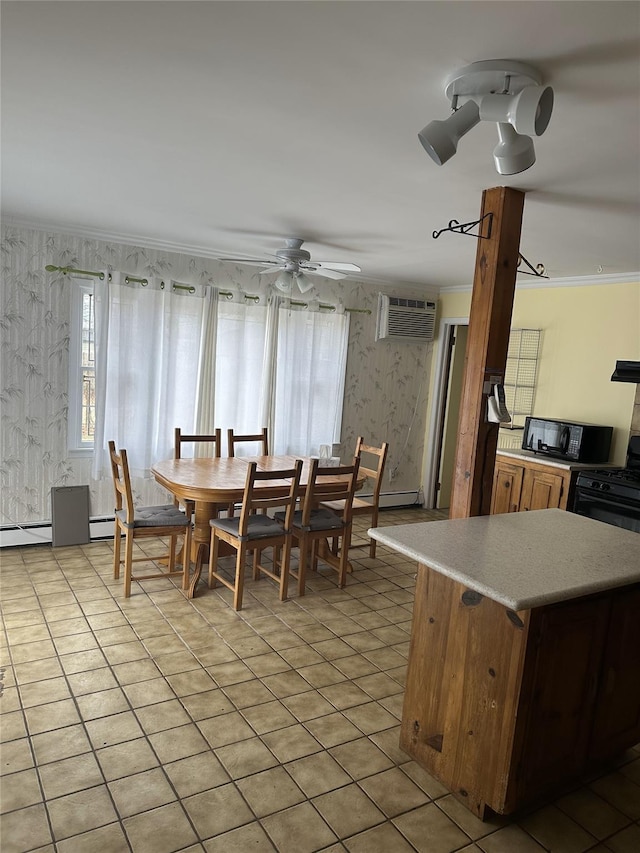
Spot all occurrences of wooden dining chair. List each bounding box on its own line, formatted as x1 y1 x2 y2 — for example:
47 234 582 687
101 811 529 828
174 427 222 459
226 427 270 516
173 426 223 516
227 427 269 458
321 436 389 558
196 459 303 611
108 441 192 597
277 456 361 595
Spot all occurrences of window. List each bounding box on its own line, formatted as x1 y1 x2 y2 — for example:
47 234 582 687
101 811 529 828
68 281 95 452
214 299 269 435
90 281 350 474
273 307 349 456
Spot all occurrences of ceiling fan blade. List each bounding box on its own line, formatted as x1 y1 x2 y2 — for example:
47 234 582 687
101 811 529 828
314 262 361 273
259 265 285 275
304 266 347 280
218 257 272 266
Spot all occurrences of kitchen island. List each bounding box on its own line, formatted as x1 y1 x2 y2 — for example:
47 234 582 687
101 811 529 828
369 509 640 819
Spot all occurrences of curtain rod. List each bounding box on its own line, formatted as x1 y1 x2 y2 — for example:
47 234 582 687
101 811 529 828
45 265 370 312
45 264 106 280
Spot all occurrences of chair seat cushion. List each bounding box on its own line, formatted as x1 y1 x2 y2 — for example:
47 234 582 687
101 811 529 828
211 515 286 542
275 507 345 532
116 505 189 529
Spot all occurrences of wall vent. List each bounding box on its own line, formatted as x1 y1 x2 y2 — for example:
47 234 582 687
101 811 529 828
376 293 437 342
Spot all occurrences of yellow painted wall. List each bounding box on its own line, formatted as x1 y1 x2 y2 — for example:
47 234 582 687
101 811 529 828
430 280 640 466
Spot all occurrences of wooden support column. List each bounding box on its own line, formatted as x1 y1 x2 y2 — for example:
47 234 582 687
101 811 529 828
449 186 525 520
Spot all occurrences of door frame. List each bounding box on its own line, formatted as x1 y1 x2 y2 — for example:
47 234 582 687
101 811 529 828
422 316 469 509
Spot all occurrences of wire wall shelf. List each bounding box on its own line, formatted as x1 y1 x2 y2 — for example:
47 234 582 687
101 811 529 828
503 328 542 430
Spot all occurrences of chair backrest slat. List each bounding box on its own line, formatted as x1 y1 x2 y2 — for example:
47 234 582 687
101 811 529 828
302 457 361 526
227 427 269 458
174 427 222 459
238 460 303 536
355 436 389 501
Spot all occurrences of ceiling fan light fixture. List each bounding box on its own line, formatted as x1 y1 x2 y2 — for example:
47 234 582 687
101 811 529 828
295 271 314 293
275 270 293 292
492 123 536 175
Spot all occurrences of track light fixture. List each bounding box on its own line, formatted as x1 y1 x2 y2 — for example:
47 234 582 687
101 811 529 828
418 60 554 174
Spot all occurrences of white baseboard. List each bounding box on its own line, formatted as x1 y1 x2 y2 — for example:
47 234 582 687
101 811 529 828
0 519 114 549
0 493 422 549
377 491 421 509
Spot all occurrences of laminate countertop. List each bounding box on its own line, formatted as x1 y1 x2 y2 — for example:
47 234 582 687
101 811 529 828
495 448 618 471
369 509 640 611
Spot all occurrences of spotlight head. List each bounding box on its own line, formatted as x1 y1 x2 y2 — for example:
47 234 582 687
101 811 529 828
479 85 554 137
514 85 553 136
418 99 480 166
493 123 536 175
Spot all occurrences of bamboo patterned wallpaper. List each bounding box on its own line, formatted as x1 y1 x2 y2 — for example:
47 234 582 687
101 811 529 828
1 225 435 525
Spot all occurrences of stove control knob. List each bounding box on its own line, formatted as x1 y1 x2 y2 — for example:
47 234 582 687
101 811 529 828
600 483 611 491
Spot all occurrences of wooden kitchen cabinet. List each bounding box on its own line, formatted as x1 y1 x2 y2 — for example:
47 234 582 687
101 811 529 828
490 459 524 514
520 465 567 511
589 585 640 760
401 564 640 818
372 510 640 820
491 453 572 514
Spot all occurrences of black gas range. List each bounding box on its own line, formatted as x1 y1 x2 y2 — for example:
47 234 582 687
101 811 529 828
572 436 640 533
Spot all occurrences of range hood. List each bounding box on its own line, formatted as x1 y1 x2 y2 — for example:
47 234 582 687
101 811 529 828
611 360 640 383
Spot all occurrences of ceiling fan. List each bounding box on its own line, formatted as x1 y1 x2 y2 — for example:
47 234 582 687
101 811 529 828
220 237 362 293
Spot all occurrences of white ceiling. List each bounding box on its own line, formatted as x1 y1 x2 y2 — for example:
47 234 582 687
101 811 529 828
2 1 640 291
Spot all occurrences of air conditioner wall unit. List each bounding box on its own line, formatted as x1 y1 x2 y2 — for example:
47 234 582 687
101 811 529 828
376 293 437 342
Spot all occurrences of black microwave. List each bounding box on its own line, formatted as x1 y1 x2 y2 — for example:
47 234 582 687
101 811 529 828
521 417 613 463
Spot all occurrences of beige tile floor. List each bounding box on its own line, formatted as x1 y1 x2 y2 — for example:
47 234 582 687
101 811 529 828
1 507 639 853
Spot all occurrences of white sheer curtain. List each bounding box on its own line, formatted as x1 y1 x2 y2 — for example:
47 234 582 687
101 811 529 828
194 286 218 439
93 275 205 478
92 280 349 477
214 298 269 436
273 306 349 456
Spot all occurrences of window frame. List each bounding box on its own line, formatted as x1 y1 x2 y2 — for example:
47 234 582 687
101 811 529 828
68 279 95 455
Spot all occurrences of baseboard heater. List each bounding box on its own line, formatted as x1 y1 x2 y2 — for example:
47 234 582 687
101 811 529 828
376 490 422 509
0 491 422 549
0 518 114 549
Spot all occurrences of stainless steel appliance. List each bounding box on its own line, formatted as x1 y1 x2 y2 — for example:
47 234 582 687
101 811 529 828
572 436 640 533
521 416 613 463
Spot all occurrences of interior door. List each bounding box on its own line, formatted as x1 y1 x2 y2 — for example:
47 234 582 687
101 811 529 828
435 324 468 510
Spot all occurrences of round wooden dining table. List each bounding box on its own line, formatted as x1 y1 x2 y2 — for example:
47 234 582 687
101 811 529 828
151 454 362 597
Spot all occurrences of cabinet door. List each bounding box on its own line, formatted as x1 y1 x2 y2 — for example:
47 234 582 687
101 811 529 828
589 586 640 760
520 468 566 511
511 596 609 808
490 461 524 514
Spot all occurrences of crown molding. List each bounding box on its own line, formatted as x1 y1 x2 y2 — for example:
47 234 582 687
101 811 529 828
438 270 640 293
4 217 638 293
2 217 240 263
